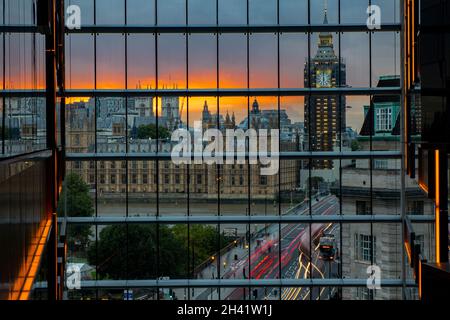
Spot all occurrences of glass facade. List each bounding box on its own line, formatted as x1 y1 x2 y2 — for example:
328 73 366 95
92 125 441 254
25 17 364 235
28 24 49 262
0 0 446 301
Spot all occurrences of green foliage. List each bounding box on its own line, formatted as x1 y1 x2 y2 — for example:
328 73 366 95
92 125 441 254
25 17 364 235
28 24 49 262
172 225 231 267
137 124 170 140
88 224 186 280
351 139 360 151
57 172 94 254
88 224 233 280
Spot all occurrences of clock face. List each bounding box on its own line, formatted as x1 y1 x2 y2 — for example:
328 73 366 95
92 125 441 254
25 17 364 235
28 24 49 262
316 71 331 87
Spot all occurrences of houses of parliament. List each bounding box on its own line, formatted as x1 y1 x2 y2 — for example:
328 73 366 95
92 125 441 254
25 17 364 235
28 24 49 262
65 96 300 202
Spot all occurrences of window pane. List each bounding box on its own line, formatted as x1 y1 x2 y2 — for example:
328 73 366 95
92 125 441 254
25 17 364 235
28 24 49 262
279 0 308 25
218 0 247 25
157 0 186 25
96 0 125 25
341 32 370 88
340 0 369 24
249 0 277 25
188 34 217 89
96 34 125 89
188 0 216 25
66 97 95 153
249 34 277 89
127 34 156 90
66 34 95 89
158 34 186 89
127 0 155 25
219 34 247 89
280 33 308 89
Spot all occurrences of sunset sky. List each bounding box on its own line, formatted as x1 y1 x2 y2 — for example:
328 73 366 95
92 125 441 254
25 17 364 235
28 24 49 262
2 0 400 132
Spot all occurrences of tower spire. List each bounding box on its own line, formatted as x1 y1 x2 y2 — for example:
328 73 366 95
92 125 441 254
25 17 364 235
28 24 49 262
323 0 328 25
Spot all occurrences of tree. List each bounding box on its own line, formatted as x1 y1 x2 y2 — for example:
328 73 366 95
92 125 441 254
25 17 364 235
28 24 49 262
57 172 94 253
351 139 360 151
172 225 233 267
137 124 170 140
88 224 186 280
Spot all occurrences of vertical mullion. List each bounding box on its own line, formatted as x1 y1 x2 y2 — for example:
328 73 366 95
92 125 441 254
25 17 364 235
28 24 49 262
368 0 375 301
276 0 281 300
216 0 221 300
246 0 251 300
185 0 190 299
124 0 129 296
338 0 343 300
93 0 99 300
2 0 5 155
307 0 312 300
154 0 160 300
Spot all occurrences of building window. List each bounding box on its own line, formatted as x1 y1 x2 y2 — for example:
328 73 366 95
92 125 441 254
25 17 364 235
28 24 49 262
111 174 116 184
357 288 374 300
407 200 424 215
143 174 148 184
260 176 267 185
196 174 202 184
132 174 138 184
355 234 376 263
100 174 105 184
373 159 388 170
376 107 393 131
121 174 127 184
356 201 370 215
175 174 180 184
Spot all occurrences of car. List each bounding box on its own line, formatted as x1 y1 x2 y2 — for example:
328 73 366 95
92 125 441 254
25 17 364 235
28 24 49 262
319 234 336 261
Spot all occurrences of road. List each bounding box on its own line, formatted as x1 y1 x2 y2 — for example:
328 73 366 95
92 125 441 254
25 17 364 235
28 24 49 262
192 194 340 300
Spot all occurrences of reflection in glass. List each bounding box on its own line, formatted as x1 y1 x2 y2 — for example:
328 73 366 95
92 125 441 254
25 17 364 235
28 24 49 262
188 34 217 89
249 34 277 89
219 34 247 89
158 34 186 89
96 34 125 89
127 34 156 90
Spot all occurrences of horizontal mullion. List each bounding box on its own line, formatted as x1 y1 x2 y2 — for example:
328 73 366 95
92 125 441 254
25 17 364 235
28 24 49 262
64 87 401 97
66 151 401 161
0 90 46 97
0 25 39 33
65 23 401 34
0 149 52 165
0 88 401 97
40 279 413 289
61 215 434 225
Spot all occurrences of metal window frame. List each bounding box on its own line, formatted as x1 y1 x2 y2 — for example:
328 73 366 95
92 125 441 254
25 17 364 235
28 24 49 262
52 0 420 299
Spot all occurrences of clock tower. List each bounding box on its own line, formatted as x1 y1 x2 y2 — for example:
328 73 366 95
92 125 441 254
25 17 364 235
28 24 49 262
304 1 346 169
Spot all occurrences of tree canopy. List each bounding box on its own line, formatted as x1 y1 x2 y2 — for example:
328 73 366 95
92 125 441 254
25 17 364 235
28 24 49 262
89 224 233 280
57 172 94 253
136 124 170 140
